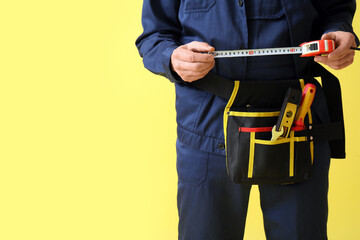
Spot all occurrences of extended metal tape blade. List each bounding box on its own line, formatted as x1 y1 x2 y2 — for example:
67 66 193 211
210 47 302 58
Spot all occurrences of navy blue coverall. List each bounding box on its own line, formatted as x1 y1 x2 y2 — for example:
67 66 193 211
136 0 357 239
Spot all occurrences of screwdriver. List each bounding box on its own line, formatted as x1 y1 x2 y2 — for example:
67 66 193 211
293 84 316 128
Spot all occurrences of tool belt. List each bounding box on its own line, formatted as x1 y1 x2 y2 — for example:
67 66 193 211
192 63 345 184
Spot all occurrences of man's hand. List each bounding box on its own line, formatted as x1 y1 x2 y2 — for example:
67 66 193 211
314 31 357 70
171 41 215 82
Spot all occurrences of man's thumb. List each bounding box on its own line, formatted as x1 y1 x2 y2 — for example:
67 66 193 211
321 32 336 41
187 41 215 52
321 32 345 59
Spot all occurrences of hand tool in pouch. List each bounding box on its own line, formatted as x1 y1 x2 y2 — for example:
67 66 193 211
271 88 302 141
293 84 316 127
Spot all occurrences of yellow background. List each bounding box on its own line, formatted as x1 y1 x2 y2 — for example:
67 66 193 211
0 1 359 239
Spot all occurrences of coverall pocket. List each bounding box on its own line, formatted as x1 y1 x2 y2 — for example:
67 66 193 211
176 140 208 185
183 0 216 13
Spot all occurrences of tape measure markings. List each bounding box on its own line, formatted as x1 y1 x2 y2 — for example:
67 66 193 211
210 47 303 58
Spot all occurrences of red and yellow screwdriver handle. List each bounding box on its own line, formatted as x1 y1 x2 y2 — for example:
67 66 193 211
294 84 316 127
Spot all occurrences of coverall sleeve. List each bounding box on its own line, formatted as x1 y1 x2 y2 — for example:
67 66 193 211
135 0 182 83
312 0 359 44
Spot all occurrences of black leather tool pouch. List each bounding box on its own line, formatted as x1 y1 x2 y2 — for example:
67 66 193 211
224 79 313 184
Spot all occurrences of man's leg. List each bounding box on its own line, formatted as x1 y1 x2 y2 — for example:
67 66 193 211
259 141 330 240
176 140 252 240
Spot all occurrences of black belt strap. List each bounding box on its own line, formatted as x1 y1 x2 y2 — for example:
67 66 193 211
310 64 345 158
191 63 346 159
192 72 234 100
311 122 344 141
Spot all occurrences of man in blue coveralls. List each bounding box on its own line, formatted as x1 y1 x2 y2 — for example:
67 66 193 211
136 0 358 239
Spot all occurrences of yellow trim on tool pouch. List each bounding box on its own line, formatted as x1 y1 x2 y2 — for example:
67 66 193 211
299 79 314 165
299 79 305 88
289 131 295 177
248 132 255 178
308 110 314 165
223 81 240 174
254 136 307 145
223 81 240 142
228 111 280 117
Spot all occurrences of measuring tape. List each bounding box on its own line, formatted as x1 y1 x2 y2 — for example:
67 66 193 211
211 47 302 58
210 40 335 58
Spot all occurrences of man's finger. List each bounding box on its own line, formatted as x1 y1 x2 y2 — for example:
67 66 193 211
171 41 216 82
327 44 351 60
186 41 215 53
327 59 354 70
315 51 354 65
172 59 214 72
321 31 355 60
315 51 355 70
321 32 337 41
173 48 214 63
314 55 342 65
